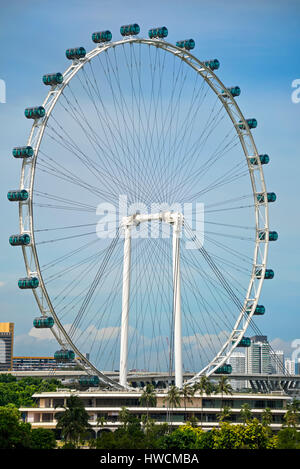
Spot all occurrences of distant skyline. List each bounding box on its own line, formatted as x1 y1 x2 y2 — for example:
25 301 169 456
0 0 300 362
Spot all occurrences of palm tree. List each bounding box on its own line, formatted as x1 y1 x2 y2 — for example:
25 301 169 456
215 376 233 413
240 403 252 425
180 384 195 421
261 407 273 430
283 399 300 428
55 394 91 447
218 405 232 423
193 376 213 428
164 385 181 428
139 384 157 422
119 406 131 430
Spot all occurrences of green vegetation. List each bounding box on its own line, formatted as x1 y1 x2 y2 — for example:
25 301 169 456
0 374 62 407
0 374 300 449
0 404 56 449
55 395 91 447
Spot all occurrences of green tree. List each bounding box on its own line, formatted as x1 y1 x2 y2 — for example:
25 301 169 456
164 385 181 427
0 404 31 449
139 384 157 421
30 428 57 449
283 399 300 428
212 419 273 449
214 376 233 418
218 405 232 423
261 407 273 428
276 427 300 449
240 403 252 424
55 395 91 447
180 384 194 421
193 376 213 428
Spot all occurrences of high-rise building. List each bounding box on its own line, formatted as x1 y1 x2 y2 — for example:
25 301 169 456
270 350 284 374
295 359 300 375
0 323 14 371
285 358 296 376
228 352 246 389
246 336 271 374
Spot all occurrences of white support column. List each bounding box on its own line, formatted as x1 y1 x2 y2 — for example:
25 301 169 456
119 222 132 387
173 214 183 388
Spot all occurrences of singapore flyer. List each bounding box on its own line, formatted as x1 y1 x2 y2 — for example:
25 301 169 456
9 22 278 390
1 0 299 455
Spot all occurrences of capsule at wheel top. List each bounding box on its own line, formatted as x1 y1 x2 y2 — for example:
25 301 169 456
54 349 75 362
12 146 34 159
258 230 278 241
148 27 168 39
249 154 270 165
120 24 140 36
203 59 220 70
215 364 232 375
65 47 86 60
238 118 257 130
255 268 274 279
222 86 241 97
42 73 63 86
9 234 30 246
256 192 276 203
33 316 54 328
176 39 195 50
92 30 112 43
24 106 45 119
7 190 29 201
18 277 39 289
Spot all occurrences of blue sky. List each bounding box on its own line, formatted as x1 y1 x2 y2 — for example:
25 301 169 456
0 0 300 359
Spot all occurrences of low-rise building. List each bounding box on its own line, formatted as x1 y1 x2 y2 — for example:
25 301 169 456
19 389 291 438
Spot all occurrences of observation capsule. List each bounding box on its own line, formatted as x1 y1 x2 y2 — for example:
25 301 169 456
7 190 29 202
54 349 75 362
256 192 276 203
120 24 140 36
238 118 257 130
234 337 251 347
24 106 45 119
176 39 195 50
33 316 54 328
246 304 266 315
42 72 63 86
9 234 30 246
222 86 241 97
92 30 112 43
258 230 278 241
254 304 265 315
249 154 270 165
79 375 100 387
148 26 168 39
215 364 232 375
18 277 39 289
255 268 274 279
12 146 34 159
65 47 86 60
203 59 220 70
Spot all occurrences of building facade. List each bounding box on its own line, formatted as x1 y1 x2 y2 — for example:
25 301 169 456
19 389 291 437
13 356 78 371
270 350 285 374
246 336 271 374
0 322 14 371
228 352 246 390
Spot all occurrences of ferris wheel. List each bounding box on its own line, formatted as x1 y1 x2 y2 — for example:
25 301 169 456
8 24 277 389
